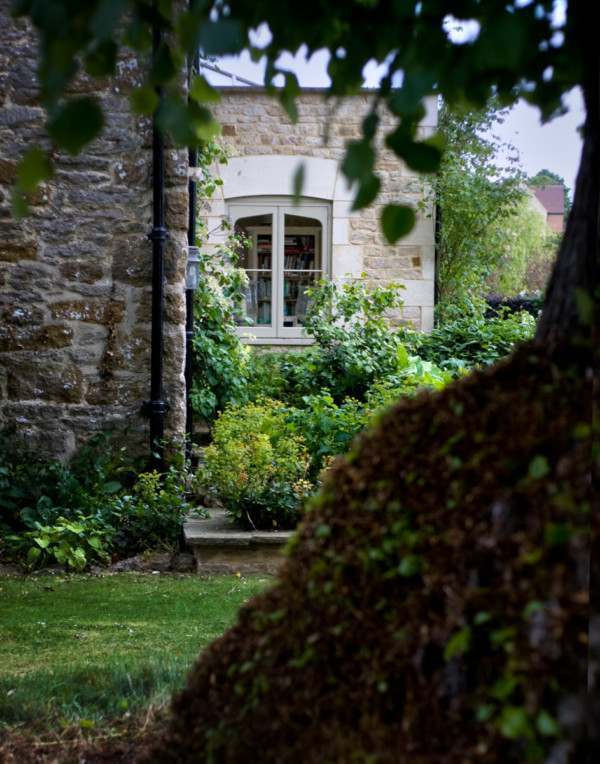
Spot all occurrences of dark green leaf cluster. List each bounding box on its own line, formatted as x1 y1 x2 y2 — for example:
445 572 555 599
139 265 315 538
0 432 191 569
407 308 537 368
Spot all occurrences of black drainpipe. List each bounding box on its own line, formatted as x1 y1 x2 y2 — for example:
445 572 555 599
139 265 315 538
185 50 200 462
145 9 168 472
433 185 441 326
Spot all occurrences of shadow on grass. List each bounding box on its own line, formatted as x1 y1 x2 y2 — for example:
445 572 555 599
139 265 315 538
0 657 191 727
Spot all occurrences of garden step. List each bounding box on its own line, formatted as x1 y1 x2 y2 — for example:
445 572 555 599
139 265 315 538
184 510 293 575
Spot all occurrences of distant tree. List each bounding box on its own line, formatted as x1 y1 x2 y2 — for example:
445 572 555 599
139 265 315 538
529 168 572 214
485 195 558 296
434 101 526 313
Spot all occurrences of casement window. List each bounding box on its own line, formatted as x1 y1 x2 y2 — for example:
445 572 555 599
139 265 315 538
229 199 330 342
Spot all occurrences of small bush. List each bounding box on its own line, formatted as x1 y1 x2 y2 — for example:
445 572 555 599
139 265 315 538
107 469 189 558
7 514 114 570
0 433 190 569
285 393 368 480
200 400 312 530
406 308 536 368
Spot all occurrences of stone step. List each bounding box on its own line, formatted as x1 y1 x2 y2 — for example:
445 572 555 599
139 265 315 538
184 509 293 575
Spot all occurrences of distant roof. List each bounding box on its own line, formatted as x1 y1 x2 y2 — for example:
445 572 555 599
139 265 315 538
532 185 564 215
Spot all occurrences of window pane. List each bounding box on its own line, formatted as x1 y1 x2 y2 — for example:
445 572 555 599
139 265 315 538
283 214 322 327
282 273 321 327
244 273 272 325
284 214 322 272
234 214 272 328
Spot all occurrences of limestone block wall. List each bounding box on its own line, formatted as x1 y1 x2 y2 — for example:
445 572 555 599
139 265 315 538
201 89 437 334
0 3 188 460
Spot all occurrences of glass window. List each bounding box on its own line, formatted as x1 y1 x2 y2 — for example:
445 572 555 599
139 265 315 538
229 201 329 340
234 214 273 328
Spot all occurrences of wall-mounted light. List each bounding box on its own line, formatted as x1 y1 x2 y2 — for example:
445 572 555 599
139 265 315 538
186 245 200 291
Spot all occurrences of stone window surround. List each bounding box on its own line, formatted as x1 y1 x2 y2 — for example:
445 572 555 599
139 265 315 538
229 198 330 341
195 152 435 342
198 153 411 345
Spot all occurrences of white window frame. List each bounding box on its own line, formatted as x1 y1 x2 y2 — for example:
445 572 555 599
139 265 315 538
228 197 331 343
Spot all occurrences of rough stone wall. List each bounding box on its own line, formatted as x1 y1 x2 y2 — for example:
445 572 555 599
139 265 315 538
0 3 188 460
208 89 437 332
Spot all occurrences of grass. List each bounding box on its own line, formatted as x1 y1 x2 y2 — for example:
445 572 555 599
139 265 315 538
0 572 269 729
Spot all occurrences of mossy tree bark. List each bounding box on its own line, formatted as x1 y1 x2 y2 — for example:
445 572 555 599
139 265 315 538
535 4 599 347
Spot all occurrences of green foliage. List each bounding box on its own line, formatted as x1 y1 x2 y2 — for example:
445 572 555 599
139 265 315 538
408 308 537 369
106 468 189 558
189 141 252 422
285 393 368 480
200 400 312 529
300 278 407 401
485 195 558 296
0 433 190 569
11 0 582 243
434 101 526 314
190 244 250 420
8 514 114 571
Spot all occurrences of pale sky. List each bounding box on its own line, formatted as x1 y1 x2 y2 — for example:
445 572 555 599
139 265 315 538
206 36 585 193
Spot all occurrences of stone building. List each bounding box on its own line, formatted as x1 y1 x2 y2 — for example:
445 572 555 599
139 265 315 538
201 88 437 346
0 4 436 460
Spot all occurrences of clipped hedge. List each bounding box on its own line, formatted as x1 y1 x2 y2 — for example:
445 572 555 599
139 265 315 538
146 340 591 763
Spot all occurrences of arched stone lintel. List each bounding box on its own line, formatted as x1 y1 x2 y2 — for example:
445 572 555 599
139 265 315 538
209 154 354 203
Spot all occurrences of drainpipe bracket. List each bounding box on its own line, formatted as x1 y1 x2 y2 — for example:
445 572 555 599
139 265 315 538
141 399 171 418
148 226 169 242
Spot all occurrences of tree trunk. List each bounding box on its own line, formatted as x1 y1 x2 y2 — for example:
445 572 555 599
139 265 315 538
535 3 599 346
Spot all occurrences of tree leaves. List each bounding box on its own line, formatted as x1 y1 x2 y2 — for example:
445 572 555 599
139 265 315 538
157 93 220 147
190 75 221 104
386 128 443 173
381 205 416 243
278 72 301 123
197 19 244 56
443 626 471 661
12 146 53 218
130 85 159 115
16 147 52 192
342 140 374 182
342 139 381 211
293 163 305 203
351 174 380 211
48 97 104 154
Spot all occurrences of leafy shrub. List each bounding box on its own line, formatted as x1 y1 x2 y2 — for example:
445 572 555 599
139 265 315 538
404 308 536 368
190 243 250 421
200 400 312 530
7 514 114 571
244 279 411 407
107 469 189 557
286 355 452 479
189 141 253 422
302 278 407 400
0 433 190 569
0 432 131 535
285 393 368 480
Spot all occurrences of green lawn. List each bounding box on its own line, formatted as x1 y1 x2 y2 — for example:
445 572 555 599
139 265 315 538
0 573 269 728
